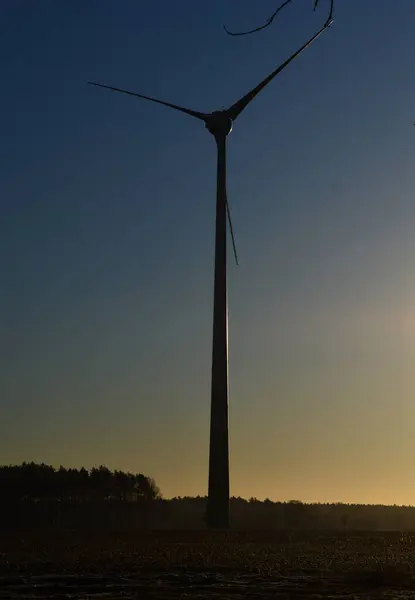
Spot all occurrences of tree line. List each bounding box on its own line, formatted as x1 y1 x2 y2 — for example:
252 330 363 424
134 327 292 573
2 463 415 532
168 496 415 532
0 462 160 503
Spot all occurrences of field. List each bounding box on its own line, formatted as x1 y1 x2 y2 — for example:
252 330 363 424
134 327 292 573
1 530 415 599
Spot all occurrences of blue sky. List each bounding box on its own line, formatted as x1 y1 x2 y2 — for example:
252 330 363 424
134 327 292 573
1 0 415 503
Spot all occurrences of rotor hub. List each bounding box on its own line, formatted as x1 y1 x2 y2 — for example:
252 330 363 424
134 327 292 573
205 111 233 137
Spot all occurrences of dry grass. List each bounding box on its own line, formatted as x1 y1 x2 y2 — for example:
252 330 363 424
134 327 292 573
1 530 414 598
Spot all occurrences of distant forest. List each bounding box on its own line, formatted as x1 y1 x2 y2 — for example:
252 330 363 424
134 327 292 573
1 462 415 532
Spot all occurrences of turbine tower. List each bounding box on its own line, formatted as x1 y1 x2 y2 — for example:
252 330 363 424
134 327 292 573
89 18 332 529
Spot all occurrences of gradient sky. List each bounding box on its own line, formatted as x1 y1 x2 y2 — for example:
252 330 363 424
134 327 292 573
1 0 415 505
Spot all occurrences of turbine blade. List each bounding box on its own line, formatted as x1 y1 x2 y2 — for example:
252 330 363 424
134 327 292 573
88 82 207 121
223 0 293 37
226 22 331 122
225 190 239 266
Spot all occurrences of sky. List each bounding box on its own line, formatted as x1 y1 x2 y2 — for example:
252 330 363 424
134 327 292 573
1 0 415 505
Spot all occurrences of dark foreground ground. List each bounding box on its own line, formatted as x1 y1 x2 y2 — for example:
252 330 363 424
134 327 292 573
1 530 415 599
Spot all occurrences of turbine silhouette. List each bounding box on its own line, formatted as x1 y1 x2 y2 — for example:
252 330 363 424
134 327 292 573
89 18 332 529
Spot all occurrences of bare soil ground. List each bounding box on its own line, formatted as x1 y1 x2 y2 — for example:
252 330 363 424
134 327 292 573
1 530 414 599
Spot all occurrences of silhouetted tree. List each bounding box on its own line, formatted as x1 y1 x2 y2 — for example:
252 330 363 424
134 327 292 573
0 462 160 505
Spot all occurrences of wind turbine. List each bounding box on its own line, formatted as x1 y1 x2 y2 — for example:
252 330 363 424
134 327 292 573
89 18 332 529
